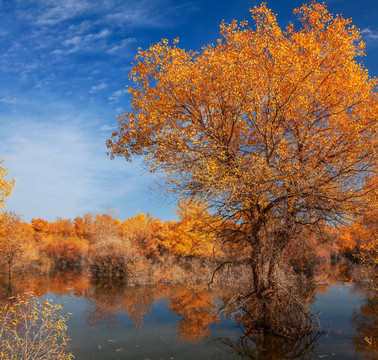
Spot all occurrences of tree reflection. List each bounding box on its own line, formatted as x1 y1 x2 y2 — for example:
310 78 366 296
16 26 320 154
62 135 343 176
168 285 219 343
217 330 323 360
351 280 377 359
216 270 326 359
220 273 319 338
86 278 168 328
0 261 374 360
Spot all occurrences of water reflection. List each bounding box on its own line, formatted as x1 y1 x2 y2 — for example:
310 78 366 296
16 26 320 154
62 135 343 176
0 262 375 360
217 330 323 360
85 280 220 343
216 273 326 359
351 279 377 359
87 279 157 328
167 286 219 343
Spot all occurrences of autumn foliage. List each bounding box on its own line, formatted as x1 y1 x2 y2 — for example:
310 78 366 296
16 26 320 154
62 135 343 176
164 200 216 258
0 4 377 301
0 160 14 213
107 2 377 296
337 179 378 269
168 286 219 343
0 293 73 360
0 205 220 283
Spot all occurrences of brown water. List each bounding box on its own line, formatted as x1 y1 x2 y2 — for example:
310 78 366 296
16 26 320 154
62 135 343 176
0 263 376 360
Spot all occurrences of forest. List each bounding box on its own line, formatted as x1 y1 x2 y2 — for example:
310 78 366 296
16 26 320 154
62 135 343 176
0 201 376 287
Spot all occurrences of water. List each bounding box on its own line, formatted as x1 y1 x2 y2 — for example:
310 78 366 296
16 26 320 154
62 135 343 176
0 265 376 360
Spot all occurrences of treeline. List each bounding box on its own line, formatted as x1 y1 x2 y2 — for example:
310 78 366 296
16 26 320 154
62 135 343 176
0 200 376 285
0 201 220 284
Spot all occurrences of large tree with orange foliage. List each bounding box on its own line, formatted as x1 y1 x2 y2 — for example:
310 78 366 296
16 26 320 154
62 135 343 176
107 2 378 296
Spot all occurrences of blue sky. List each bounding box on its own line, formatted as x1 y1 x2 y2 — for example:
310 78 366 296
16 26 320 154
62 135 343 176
1 0 378 222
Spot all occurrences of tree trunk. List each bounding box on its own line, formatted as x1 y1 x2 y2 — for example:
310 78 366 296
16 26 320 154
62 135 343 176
8 259 13 292
249 235 281 299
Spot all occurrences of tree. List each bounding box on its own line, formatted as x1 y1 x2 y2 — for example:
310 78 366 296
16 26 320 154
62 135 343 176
164 199 216 258
31 218 51 241
338 177 377 268
121 212 163 258
107 2 378 297
0 159 14 212
0 212 34 287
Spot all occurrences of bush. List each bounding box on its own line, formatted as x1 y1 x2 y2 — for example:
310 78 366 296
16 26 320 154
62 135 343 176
0 293 74 359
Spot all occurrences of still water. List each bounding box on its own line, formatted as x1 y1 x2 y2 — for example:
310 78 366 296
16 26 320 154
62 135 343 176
0 264 376 360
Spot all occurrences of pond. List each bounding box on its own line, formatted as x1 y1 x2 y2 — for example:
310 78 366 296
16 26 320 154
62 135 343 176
0 263 376 360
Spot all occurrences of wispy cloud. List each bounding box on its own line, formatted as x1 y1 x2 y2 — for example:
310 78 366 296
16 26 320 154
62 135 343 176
362 28 378 41
54 29 112 55
99 125 115 132
0 0 195 90
0 97 17 104
105 0 198 28
108 89 127 102
90 82 108 93
34 0 93 26
0 109 149 222
64 29 111 46
0 0 196 222
107 38 137 54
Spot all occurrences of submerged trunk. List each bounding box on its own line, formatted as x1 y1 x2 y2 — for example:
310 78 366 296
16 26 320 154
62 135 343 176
249 228 291 298
250 257 278 299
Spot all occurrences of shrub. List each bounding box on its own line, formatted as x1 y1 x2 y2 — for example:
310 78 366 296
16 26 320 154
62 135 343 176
0 293 74 360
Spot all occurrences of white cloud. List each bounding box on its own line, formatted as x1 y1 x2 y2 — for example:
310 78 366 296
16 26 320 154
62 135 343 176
34 0 92 26
107 38 137 54
3 0 196 78
58 29 112 54
0 109 150 222
0 97 17 104
63 36 81 47
90 82 108 93
104 0 197 28
51 49 64 56
64 29 111 46
0 0 195 222
99 125 115 132
32 0 189 29
362 28 378 41
108 89 127 102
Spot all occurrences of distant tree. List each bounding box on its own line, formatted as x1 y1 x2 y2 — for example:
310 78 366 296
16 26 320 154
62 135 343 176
50 218 75 238
92 213 122 243
121 213 167 258
164 200 216 258
42 236 88 271
338 178 378 268
31 218 51 242
107 2 378 297
74 214 96 240
88 213 143 279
